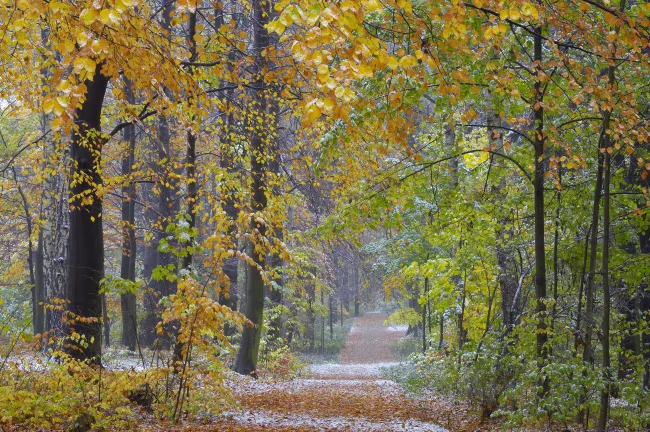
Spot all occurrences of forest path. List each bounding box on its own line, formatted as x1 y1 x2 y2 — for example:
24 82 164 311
214 312 448 431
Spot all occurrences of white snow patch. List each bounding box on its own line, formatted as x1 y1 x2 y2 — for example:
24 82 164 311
220 409 448 431
103 355 147 371
386 324 409 333
310 362 399 378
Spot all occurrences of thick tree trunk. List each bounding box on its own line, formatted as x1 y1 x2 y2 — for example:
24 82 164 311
39 26 68 338
235 0 271 377
66 65 109 362
120 79 138 351
41 119 69 337
152 113 179 349
216 6 239 316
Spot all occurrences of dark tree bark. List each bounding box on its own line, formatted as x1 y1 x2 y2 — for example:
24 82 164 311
597 44 620 432
235 0 271 376
140 186 159 347
151 111 180 349
216 6 239 316
181 10 198 271
66 65 109 362
597 128 612 432
120 79 138 351
532 22 549 387
39 25 69 338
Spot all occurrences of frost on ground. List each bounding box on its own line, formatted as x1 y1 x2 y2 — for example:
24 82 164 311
218 409 447 431
385 324 409 333
309 362 399 379
216 313 449 432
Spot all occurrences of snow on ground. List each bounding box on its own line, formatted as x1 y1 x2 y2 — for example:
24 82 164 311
218 409 447 431
221 313 449 431
309 362 399 378
103 352 148 371
385 324 409 333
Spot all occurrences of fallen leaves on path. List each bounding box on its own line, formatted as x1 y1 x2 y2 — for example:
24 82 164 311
204 313 504 431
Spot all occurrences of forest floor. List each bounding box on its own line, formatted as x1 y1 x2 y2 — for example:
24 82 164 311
208 312 497 432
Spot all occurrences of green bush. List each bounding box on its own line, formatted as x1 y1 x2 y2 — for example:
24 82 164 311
293 319 353 361
391 336 421 359
387 340 521 418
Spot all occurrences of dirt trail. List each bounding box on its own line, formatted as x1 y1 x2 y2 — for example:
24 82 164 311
340 312 401 364
214 312 448 431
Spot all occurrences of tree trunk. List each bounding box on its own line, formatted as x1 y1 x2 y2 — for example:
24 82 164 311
33 233 45 335
597 135 612 432
41 121 69 337
140 180 159 347
13 167 43 336
152 112 179 349
266 99 283 348
532 22 549 390
597 52 618 432
216 6 240 315
120 79 138 351
485 89 521 338
181 10 198 271
235 0 271 376
66 65 109 362
39 26 68 338
329 294 333 339
320 290 325 355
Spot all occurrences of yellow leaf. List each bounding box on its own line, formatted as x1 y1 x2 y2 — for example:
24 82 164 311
317 64 329 83
267 20 286 35
397 0 412 13
387 56 399 70
76 32 90 47
398 55 416 68
509 5 520 20
323 97 335 112
521 2 539 19
303 102 322 124
73 57 96 76
100 9 117 24
366 0 382 12
357 64 373 78
80 8 98 25
50 2 68 12
499 8 508 20
43 98 55 114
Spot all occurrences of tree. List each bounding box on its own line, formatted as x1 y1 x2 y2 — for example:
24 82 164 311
236 0 273 377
